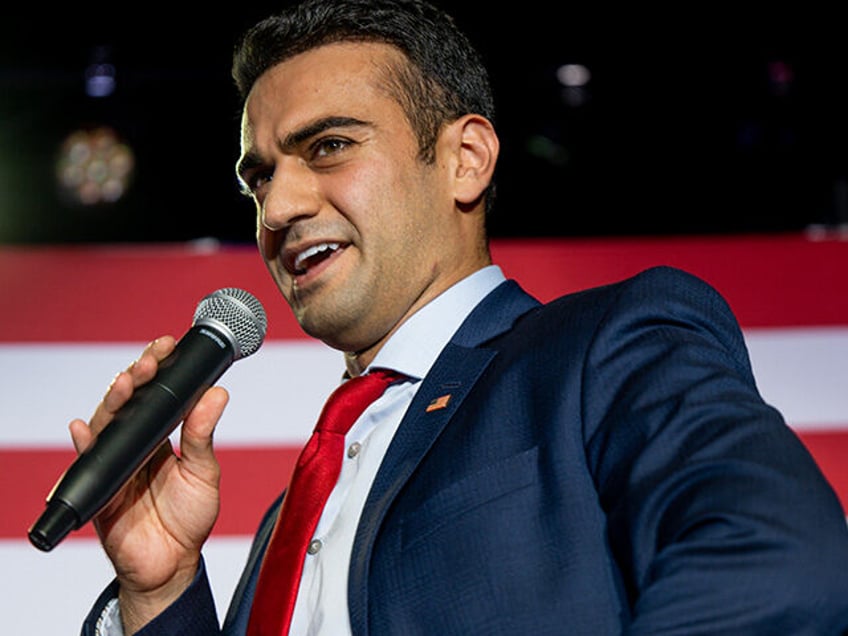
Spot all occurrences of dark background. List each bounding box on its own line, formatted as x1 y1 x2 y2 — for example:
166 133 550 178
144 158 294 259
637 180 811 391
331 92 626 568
2 3 847 245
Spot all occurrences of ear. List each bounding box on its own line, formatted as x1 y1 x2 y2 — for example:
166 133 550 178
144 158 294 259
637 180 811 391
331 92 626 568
445 114 499 207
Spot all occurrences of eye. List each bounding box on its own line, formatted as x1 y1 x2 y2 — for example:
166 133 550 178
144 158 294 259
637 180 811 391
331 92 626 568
240 168 273 197
311 136 351 160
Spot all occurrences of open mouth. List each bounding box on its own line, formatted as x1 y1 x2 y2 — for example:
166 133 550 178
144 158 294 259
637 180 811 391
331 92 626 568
288 241 343 275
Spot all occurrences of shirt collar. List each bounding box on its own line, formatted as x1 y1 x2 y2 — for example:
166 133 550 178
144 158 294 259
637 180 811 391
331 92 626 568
365 265 505 381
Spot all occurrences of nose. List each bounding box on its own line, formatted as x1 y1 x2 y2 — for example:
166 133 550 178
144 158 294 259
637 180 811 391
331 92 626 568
259 156 321 233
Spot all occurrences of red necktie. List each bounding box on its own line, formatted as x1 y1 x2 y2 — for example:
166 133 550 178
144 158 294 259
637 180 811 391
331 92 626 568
246 368 404 636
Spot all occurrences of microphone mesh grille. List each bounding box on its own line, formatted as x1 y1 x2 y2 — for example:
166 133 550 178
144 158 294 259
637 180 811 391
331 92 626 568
193 288 268 358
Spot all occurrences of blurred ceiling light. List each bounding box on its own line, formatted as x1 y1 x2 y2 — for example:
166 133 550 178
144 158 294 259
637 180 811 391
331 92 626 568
556 63 592 107
556 63 591 87
85 46 116 97
85 63 116 97
55 126 135 205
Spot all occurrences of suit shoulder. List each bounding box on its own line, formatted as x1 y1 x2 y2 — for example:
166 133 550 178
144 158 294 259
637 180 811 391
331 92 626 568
543 265 730 314
532 264 745 352
620 265 736 318
629 264 721 293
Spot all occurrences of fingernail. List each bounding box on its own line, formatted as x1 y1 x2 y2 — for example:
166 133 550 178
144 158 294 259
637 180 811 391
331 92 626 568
105 372 120 396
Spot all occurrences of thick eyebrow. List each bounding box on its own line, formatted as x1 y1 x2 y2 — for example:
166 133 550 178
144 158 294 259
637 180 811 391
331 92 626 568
283 116 371 149
236 115 371 185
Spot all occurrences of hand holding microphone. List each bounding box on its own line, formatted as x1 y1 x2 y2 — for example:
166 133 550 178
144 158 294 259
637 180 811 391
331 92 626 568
28 288 267 553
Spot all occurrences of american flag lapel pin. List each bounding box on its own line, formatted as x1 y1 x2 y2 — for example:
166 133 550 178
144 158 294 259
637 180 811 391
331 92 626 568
425 394 452 412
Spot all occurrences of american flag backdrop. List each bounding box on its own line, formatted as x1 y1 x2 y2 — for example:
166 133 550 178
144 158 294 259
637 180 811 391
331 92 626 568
1 234 846 634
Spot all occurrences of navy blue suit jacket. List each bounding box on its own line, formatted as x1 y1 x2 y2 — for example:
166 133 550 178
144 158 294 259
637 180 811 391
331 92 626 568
83 266 848 635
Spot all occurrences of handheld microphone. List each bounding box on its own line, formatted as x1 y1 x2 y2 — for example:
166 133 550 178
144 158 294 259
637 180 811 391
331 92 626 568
28 287 268 552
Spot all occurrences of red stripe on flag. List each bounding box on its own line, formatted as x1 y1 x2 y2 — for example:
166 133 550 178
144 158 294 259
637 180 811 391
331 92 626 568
797 431 848 513
0 244 304 342
2 234 848 343
4 448 81 541
489 234 848 328
2 446 301 541
4 435 847 542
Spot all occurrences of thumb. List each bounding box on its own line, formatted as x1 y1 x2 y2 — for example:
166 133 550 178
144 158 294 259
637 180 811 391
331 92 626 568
177 386 229 475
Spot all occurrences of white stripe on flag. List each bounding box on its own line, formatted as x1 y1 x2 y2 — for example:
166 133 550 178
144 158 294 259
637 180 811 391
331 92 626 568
0 537 252 635
745 327 848 430
2 327 846 447
0 341 342 447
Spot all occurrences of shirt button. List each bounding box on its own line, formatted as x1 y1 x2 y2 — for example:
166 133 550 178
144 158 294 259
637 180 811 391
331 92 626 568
307 539 323 555
347 441 362 458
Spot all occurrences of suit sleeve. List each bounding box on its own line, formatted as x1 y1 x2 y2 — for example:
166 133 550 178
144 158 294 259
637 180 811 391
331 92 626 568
80 558 221 636
583 266 848 634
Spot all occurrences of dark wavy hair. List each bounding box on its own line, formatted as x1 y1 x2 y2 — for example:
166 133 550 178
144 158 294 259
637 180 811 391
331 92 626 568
232 0 496 209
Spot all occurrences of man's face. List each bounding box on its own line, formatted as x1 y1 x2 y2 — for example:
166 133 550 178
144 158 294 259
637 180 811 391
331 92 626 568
237 42 467 360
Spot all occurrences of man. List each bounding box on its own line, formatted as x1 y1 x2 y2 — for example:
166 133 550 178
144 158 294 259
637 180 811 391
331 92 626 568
78 0 848 634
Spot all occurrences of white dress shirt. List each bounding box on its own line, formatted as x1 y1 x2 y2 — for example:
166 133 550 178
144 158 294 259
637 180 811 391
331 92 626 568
98 265 506 636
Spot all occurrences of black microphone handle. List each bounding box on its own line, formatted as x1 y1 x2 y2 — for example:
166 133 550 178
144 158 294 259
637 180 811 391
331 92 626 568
28 324 234 552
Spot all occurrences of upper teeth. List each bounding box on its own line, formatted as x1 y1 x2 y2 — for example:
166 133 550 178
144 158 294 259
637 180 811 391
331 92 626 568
294 242 340 270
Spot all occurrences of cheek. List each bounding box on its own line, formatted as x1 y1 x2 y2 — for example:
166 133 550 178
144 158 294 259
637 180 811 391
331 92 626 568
255 225 294 300
256 224 279 263
323 163 404 242
329 151 433 254
334 159 389 205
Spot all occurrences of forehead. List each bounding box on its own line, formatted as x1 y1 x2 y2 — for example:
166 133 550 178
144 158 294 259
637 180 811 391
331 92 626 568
240 41 406 143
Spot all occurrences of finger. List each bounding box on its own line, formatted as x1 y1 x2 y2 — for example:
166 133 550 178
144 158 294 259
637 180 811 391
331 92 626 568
178 387 229 481
87 370 133 435
147 334 176 362
181 386 229 455
69 418 94 454
126 336 176 388
88 337 176 435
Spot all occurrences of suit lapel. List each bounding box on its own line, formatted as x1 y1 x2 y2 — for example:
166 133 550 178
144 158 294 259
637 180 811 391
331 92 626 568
347 279 539 633
347 342 494 632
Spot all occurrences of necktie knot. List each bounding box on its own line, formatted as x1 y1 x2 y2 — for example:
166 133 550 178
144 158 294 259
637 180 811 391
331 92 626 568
314 368 405 435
